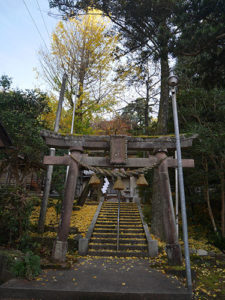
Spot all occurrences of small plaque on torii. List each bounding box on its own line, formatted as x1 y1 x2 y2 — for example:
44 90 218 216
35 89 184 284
110 136 127 164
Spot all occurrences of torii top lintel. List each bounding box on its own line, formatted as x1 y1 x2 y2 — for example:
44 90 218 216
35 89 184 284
41 130 197 151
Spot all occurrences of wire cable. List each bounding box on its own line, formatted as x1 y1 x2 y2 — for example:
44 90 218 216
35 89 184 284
23 0 66 86
35 0 51 39
22 0 49 50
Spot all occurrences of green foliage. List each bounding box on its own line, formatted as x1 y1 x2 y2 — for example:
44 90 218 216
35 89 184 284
0 185 34 246
142 204 152 226
121 98 153 135
208 232 225 254
11 251 41 280
0 87 49 158
51 149 67 198
0 82 50 184
167 84 225 234
173 0 225 88
0 75 12 91
49 150 68 219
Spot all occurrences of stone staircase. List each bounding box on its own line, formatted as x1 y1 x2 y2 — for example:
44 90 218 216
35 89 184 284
88 202 149 257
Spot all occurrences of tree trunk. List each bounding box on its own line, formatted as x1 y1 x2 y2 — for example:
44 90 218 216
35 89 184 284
151 160 165 239
5 165 11 184
156 53 169 135
75 79 84 122
221 171 225 237
75 42 87 124
203 162 217 233
77 182 90 206
144 80 150 134
151 52 170 238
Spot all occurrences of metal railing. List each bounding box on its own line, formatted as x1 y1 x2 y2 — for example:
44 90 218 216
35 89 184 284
117 191 120 251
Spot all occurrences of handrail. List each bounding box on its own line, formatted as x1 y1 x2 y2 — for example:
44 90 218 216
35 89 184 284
137 202 158 257
86 198 104 241
117 191 120 251
79 197 104 256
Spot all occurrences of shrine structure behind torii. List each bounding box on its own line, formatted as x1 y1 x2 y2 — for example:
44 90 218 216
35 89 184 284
41 130 196 263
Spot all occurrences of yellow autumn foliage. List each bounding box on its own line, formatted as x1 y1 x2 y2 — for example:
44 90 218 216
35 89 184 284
30 204 97 238
39 9 125 134
70 205 98 237
40 94 74 133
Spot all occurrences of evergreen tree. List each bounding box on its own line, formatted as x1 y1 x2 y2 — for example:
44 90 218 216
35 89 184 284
0 77 50 184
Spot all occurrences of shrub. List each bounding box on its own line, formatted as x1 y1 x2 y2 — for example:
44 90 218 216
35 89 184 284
208 232 225 253
142 204 152 225
0 185 34 246
11 251 41 280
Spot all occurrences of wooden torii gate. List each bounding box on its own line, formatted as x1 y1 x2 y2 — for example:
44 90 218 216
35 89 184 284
41 130 196 263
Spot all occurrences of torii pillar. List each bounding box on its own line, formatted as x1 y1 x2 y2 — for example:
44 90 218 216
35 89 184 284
52 146 83 262
156 150 182 265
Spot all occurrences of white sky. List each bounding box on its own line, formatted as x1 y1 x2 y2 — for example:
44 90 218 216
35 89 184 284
0 1 167 119
0 0 58 91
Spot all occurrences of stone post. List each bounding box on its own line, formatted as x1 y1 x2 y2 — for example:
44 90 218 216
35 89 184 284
156 151 182 265
52 146 83 262
130 176 139 203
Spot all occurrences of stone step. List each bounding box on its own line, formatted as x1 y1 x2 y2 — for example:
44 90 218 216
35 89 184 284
92 233 146 239
103 203 137 205
99 214 140 218
98 216 140 219
97 218 141 222
89 244 148 251
97 217 141 222
96 221 142 224
99 215 139 218
101 208 139 211
100 210 139 213
102 207 138 210
95 224 143 228
98 215 140 218
88 202 149 258
96 221 142 226
120 229 144 233
95 222 143 228
101 207 119 209
88 249 148 257
90 238 147 244
101 209 139 212
95 225 143 229
95 225 142 229
99 211 140 214
93 228 144 234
